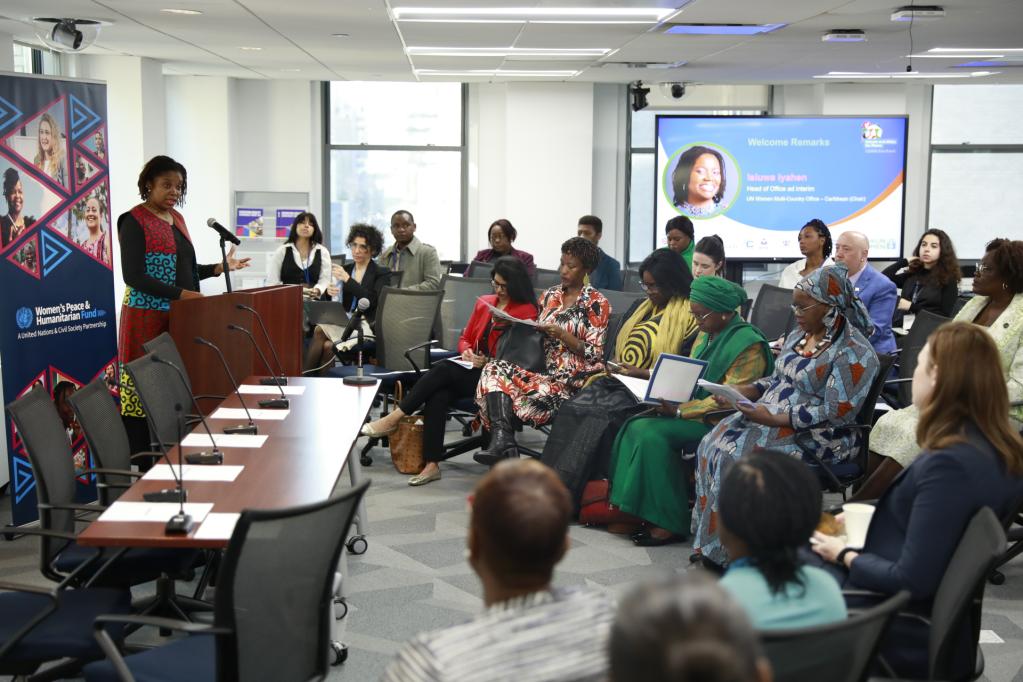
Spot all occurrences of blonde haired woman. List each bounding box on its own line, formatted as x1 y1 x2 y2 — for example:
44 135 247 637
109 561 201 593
34 112 66 185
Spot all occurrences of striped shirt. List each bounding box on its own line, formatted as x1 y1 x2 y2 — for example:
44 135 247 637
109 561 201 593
382 588 614 682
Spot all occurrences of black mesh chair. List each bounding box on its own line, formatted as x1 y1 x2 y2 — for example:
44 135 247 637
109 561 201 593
598 289 646 319
622 269 643 293
464 260 493 279
534 268 561 289
84 481 371 682
760 590 910 682
750 284 796 340
4 387 200 597
142 332 224 404
123 354 198 452
883 309 950 409
433 274 493 351
66 379 151 506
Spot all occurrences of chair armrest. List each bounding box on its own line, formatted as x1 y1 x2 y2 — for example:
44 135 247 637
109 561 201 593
0 580 57 598
194 394 227 402
883 377 912 386
0 581 60 661
92 615 230 682
405 339 441 374
83 468 144 479
6 527 78 542
131 451 163 463
38 502 106 514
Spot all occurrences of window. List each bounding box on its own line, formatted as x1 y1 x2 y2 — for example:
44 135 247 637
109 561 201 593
325 82 464 260
12 43 62 75
927 85 1023 259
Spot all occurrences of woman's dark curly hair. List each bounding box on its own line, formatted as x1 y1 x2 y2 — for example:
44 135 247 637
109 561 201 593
286 212 323 245
489 218 517 244
493 256 539 310
137 155 187 205
347 223 385 257
3 168 20 201
671 145 727 208
640 247 694 300
665 215 695 240
909 228 962 286
719 450 822 597
802 218 833 260
561 236 600 272
984 238 1023 294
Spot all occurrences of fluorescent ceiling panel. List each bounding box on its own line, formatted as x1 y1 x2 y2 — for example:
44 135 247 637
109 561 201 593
665 23 786 36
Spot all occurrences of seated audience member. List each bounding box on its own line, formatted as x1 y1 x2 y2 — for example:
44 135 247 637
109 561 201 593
719 451 846 629
303 223 390 374
384 459 615 682
378 209 443 290
577 214 622 291
361 257 539 485
882 228 961 325
855 237 1023 500
777 219 834 289
833 230 897 355
266 211 331 297
692 263 879 566
609 574 771 682
474 237 609 466
610 276 773 546
692 234 726 278
664 215 695 271
813 321 1023 679
540 248 699 505
471 218 536 278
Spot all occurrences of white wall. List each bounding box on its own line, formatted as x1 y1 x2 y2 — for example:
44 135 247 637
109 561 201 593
469 82 595 269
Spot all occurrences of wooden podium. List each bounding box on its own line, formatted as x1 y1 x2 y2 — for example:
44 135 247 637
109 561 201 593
169 285 303 408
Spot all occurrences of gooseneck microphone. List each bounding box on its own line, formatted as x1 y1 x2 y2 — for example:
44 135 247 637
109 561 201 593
227 324 290 409
235 303 289 386
340 298 370 344
142 404 187 504
206 217 241 245
164 403 193 534
150 354 224 465
340 298 375 387
194 336 257 435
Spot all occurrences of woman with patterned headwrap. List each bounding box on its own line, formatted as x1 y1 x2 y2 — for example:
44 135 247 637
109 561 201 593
691 263 880 565
609 276 774 546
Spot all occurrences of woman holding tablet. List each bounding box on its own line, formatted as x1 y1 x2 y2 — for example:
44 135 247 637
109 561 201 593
609 276 773 546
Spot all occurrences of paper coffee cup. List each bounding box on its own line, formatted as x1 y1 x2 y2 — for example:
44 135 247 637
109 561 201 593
842 503 875 549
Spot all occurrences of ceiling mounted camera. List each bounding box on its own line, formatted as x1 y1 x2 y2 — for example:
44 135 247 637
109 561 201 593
32 18 104 53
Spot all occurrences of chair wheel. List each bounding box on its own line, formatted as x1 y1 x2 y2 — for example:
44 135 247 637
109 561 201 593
333 597 349 620
347 535 368 555
989 570 1006 586
330 641 348 665
360 454 373 467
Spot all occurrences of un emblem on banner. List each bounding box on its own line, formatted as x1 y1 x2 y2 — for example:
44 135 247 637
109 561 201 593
15 307 33 330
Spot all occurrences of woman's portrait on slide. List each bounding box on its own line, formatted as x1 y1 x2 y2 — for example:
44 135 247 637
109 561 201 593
670 144 736 218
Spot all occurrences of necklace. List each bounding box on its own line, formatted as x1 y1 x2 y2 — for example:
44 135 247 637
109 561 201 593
143 202 172 223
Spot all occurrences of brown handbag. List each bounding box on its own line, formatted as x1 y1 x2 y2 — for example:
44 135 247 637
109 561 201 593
389 381 425 474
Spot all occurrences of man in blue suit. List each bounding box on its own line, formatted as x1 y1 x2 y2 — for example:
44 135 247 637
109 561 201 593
834 231 897 355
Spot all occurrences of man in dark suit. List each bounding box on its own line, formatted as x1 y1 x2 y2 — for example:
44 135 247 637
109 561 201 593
834 231 897 355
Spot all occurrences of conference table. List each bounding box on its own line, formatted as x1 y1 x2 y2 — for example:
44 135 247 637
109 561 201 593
77 376 378 550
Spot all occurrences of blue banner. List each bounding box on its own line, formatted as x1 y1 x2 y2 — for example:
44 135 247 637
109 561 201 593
0 74 116 525
655 116 908 260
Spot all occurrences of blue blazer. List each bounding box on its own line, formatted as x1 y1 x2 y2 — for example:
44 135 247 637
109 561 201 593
848 425 1023 678
590 249 622 291
853 264 897 356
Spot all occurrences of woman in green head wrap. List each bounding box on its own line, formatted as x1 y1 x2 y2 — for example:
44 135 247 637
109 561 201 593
609 276 774 546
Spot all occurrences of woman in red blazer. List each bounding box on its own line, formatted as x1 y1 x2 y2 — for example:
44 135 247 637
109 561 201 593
362 256 539 485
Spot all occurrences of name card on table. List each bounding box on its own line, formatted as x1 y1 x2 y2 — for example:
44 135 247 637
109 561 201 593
99 502 214 523
210 407 290 421
238 384 307 396
181 433 268 449
194 513 241 541
142 465 244 482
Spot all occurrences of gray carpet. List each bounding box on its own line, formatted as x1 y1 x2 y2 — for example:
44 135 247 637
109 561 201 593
3 422 1023 680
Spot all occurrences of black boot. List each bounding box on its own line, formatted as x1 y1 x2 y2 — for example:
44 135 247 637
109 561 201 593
473 392 519 467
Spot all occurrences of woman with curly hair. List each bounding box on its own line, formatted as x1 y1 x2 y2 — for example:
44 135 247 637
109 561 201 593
304 223 390 374
474 237 610 465
471 218 536 277
1 168 34 247
856 237 1023 500
778 218 833 288
882 228 961 325
34 112 66 185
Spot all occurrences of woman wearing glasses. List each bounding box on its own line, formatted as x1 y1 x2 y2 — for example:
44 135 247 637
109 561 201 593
691 263 880 566
608 275 774 546
360 256 539 485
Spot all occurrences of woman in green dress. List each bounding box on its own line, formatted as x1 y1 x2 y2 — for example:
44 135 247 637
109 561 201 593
610 276 774 546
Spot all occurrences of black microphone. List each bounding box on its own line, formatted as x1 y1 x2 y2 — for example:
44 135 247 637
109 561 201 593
206 217 241 245
340 297 371 344
194 336 257 435
164 402 194 535
235 303 288 386
150 354 224 465
227 324 290 409
142 402 187 504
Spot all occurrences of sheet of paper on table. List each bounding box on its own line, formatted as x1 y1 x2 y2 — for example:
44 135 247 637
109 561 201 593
238 384 307 396
194 513 241 541
210 407 289 421
180 433 267 449
142 465 244 482
98 502 214 523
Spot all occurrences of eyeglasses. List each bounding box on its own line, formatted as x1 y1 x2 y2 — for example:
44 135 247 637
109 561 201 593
790 301 824 316
694 309 717 323
976 263 994 275
639 281 660 292
492 280 508 290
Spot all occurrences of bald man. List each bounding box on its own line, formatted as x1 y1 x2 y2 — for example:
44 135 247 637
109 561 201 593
384 460 614 681
834 231 897 355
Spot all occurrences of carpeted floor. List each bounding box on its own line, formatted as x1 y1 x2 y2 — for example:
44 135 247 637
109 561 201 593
3 423 1023 681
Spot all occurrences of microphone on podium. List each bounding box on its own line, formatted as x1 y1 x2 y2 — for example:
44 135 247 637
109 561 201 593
206 217 241 245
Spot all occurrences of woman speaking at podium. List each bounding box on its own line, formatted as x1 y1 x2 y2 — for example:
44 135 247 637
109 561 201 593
117 155 250 452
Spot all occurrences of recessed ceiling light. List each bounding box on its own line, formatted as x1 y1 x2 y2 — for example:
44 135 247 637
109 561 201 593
891 5 945 21
822 30 866 43
393 6 677 23
331 33 349 38
240 46 262 51
415 68 580 77
927 47 1023 53
406 46 610 58
909 53 1006 58
814 70 996 79
280 68 301 72
161 8 203 15
665 23 785 36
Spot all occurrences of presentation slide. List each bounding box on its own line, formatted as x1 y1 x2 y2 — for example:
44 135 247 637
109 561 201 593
655 116 907 260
